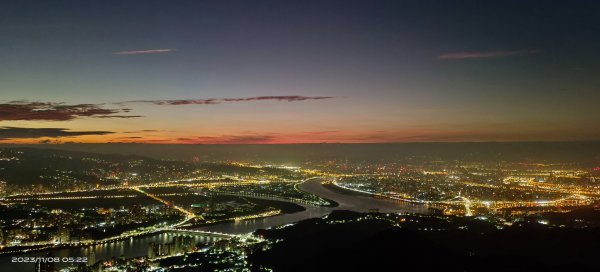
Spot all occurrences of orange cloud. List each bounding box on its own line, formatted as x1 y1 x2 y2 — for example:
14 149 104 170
127 96 335 106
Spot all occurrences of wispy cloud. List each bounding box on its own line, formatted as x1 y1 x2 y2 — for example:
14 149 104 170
0 96 333 122
0 101 140 121
177 135 278 144
112 48 176 55
0 127 114 139
439 50 542 60
127 96 335 105
96 115 143 118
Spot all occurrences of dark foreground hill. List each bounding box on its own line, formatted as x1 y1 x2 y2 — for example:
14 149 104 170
249 210 600 272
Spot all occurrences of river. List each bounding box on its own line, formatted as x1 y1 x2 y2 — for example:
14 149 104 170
0 178 428 271
196 178 429 233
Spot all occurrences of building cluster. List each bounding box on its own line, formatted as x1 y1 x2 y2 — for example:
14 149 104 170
0 203 183 247
147 235 197 258
329 160 600 217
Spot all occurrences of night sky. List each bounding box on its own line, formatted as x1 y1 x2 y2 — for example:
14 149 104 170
1 0 599 143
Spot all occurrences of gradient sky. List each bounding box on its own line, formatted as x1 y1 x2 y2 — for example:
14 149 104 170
1 0 599 143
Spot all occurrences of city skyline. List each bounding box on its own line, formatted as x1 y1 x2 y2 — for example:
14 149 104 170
1 0 600 143
2 2 600 271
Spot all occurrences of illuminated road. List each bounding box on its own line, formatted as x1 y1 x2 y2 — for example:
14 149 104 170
209 191 325 207
196 177 430 234
331 181 594 214
131 186 203 221
0 231 236 272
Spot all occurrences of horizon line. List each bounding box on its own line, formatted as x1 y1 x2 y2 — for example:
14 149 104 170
2 140 600 145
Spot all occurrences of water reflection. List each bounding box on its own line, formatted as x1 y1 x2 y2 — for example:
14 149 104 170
0 179 428 272
0 232 222 272
197 178 429 233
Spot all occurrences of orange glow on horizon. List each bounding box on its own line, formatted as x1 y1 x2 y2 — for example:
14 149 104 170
2 128 596 144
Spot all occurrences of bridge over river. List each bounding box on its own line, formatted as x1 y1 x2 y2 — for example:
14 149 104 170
0 177 429 272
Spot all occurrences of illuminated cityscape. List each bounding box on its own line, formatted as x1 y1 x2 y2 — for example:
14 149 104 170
1 146 600 271
1 0 600 271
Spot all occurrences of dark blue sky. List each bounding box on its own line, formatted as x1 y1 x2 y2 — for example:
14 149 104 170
1 1 599 143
